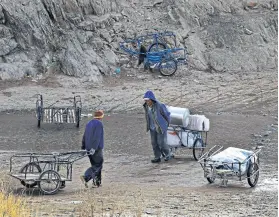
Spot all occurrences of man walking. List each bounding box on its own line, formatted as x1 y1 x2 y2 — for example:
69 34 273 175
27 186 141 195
80 110 105 188
143 90 172 163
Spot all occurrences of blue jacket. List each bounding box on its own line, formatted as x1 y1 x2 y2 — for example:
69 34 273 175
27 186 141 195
82 119 104 151
143 90 170 133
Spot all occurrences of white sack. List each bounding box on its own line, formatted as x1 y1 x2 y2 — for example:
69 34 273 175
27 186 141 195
187 115 210 131
209 147 256 175
166 128 197 148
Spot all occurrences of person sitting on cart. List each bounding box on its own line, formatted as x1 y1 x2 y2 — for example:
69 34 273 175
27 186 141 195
143 90 173 163
80 110 105 188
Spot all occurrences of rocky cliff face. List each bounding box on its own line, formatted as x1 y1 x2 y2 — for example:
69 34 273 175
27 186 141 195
0 0 277 81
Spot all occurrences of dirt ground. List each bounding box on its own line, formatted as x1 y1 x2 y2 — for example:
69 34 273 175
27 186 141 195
0 69 278 216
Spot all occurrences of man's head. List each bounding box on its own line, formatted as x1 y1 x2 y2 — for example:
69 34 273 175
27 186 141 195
93 110 104 120
143 90 156 107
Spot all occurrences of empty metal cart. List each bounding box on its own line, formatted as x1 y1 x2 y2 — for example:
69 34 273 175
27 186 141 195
36 94 82 128
9 150 96 195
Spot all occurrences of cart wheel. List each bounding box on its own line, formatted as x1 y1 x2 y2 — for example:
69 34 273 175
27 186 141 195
207 177 215 184
19 162 42 188
76 107 81 128
159 58 177 76
193 138 204 161
38 170 61 195
247 163 259 187
148 42 167 52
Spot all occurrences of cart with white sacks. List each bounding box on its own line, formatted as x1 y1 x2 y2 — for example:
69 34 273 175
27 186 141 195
166 106 210 160
198 145 261 187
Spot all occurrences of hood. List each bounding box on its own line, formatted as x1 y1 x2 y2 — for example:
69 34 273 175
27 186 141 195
143 90 156 102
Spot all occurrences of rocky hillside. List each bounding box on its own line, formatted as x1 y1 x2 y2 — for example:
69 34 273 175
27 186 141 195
0 0 277 81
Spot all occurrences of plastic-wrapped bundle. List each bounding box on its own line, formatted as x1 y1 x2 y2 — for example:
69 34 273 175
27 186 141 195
209 147 256 175
166 127 198 148
187 115 210 131
167 106 190 127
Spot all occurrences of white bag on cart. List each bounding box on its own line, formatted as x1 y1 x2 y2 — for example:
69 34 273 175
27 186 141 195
209 147 256 175
166 128 196 148
187 115 210 131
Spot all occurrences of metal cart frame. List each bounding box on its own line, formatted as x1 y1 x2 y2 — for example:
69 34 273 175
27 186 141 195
198 145 261 187
119 31 188 76
9 150 96 195
36 94 82 128
167 125 208 161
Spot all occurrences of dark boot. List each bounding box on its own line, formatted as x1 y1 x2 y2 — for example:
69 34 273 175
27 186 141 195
151 158 161 163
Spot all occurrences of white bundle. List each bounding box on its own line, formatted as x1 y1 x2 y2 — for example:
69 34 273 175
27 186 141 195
166 128 197 148
187 115 210 131
209 147 256 175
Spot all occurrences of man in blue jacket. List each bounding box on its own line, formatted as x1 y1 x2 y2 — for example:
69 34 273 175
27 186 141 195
80 110 104 188
143 90 172 163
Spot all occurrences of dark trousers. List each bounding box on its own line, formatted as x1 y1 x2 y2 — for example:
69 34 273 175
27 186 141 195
150 130 170 159
84 148 103 183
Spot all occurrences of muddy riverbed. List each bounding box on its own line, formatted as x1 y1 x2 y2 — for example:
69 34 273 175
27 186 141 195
0 71 278 216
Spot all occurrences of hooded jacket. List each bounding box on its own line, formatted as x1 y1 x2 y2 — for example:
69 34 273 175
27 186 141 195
143 90 170 133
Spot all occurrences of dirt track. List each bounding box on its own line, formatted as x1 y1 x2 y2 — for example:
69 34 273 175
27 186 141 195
0 70 278 216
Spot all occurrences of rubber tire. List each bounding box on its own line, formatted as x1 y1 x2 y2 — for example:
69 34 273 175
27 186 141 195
207 177 215 184
19 162 42 188
193 138 204 161
38 170 61 195
247 163 259 187
159 59 177 76
148 42 167 52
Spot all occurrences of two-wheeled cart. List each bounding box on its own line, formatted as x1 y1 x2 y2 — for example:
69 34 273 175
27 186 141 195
36 94 82 128
119 31 188 76
198 145 261 187
9 150 98 195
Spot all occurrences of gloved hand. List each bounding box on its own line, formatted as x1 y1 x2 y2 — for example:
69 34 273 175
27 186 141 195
89 148 95 155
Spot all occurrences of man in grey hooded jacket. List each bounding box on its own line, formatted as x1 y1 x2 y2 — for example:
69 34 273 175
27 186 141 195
143 90 172 163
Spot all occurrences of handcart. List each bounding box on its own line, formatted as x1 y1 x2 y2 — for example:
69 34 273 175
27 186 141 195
9 150 98 195
198 145 261 187
36 94 82 128
166 107 209 160
119 31 187 76
167 125 208 161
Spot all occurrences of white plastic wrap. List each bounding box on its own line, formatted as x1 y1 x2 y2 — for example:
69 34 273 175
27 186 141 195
166 128 198 148
167 106 190 127
209 147 256 175
187 115 210 131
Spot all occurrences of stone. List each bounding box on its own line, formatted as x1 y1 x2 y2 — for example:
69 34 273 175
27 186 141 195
104 49 119 65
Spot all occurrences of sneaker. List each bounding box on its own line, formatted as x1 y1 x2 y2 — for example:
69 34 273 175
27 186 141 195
80 175 88 188
151 158 161 163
